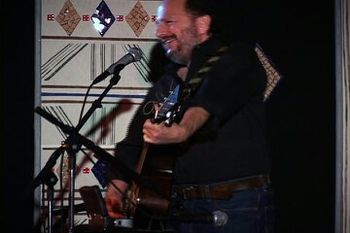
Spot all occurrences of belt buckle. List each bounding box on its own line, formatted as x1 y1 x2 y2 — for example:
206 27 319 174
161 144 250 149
182 186 194 199
182 185 211 199
257 174 271 187
199 184 211 199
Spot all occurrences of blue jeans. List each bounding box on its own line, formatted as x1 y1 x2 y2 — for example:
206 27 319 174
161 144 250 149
168 186 274 233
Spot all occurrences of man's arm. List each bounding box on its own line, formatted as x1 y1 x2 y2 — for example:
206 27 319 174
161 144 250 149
143 106 210 144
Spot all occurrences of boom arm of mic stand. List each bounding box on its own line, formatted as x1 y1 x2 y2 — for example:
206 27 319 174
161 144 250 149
31 146 63 190
31 73 123 189
35 106 144 233
35 106 143 184
30 106 73 191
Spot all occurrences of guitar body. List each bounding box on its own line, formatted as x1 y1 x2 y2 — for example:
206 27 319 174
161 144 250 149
137 144 177 214
124 145 178 212
124 145 177 230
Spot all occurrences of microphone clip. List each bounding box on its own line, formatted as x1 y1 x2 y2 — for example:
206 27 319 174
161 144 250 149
92 46 142 85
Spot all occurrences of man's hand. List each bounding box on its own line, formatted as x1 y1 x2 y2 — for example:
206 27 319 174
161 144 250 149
143 106 210 144
105 179 129 218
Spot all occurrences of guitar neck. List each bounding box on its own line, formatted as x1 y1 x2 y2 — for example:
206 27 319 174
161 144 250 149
134 142 149 174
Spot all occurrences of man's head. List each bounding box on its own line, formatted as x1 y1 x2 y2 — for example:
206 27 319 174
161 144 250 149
155 0 213 65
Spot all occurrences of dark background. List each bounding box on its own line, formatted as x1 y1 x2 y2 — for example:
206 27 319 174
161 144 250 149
2 1 335 233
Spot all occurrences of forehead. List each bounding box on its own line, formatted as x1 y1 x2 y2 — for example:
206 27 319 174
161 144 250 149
157 0 189 19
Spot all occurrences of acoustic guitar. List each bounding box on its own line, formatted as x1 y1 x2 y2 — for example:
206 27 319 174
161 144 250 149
123 85 182 218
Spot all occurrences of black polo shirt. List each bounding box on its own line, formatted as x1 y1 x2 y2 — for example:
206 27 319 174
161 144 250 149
115 37 270 185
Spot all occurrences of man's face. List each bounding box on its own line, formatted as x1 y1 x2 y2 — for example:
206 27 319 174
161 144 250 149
155 0 200 65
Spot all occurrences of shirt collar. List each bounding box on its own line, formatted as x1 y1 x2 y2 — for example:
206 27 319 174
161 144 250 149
192 36 224 58
163 36 226 81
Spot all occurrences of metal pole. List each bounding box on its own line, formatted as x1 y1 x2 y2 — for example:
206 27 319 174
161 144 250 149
47 186 54 233
335 0 344 232
68 146 77 233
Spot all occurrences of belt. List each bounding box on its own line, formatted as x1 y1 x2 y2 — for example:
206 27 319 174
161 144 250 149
173 174 271 200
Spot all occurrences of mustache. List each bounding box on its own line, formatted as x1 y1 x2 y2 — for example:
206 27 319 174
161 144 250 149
161 35 177 44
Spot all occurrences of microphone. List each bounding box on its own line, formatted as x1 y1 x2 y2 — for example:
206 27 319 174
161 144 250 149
92 47 142 84
170 210 228 227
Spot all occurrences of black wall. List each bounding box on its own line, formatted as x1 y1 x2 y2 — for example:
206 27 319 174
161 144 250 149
3 1 35 233
263 2 335 233
2 1 335 233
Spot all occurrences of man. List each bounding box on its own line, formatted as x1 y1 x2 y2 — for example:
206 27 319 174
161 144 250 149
105 0 274 232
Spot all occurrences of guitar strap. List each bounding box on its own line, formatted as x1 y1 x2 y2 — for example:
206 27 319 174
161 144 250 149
181 43 282 102
181 45 230 101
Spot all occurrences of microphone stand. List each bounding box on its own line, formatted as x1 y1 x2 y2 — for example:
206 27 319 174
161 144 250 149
33 72 141 233
63 73 122 233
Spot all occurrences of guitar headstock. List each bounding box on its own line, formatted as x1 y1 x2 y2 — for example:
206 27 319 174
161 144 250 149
151 85 181 127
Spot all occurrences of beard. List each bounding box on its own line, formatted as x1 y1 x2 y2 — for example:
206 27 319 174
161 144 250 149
163 26 199 65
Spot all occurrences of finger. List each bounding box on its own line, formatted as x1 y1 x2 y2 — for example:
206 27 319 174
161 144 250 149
154 103 161 112
108 210 125 219
105 198 115 213
106 200 125 218
143 134 153 143
143 119 154 128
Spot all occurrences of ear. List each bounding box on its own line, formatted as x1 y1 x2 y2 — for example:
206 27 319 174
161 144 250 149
195 15 211 35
